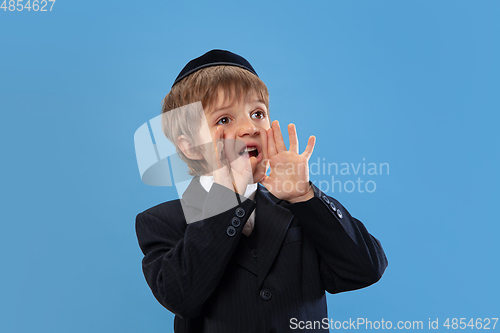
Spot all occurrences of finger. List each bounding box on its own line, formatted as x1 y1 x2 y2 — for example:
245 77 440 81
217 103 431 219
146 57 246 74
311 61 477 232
266 127 277 157
229 141 251 173
213 125 224 147
210 127 218 169
211 126 218 152
288 123 299 154
217 141 226 169
224 137 238 164
272 120 287 153
214 126 226 170
230 155 252 177
301 135 316 160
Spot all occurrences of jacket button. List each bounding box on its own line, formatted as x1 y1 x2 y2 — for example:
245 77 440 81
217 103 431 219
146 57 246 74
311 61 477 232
322 195 330 204
260 289 272 301
226 226 236 237
251 249 258 258
235 207 245 218
231 217 241 228
336 209 343 219
329 202 337 212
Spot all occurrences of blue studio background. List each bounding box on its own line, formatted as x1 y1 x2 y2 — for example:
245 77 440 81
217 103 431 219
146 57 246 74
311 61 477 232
1 1 499 332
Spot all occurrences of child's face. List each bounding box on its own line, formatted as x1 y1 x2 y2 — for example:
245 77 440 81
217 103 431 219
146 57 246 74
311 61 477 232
197 89 271 183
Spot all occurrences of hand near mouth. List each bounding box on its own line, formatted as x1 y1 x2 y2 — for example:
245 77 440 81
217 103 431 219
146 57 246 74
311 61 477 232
211 126 253 196
261 120 316 203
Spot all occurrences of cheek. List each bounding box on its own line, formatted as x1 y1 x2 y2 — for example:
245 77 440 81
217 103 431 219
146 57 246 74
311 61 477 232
222 128 237 139
264 117 271 128
213 125 236 140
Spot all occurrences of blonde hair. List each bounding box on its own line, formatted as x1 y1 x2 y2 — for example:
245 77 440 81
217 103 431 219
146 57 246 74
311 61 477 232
161 65 269 176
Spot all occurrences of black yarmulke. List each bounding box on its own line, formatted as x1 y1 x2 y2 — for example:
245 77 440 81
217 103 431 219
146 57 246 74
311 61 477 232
172 49 258 87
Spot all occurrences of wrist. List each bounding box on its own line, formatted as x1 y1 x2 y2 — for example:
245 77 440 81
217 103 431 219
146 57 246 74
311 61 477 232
287 186 314 203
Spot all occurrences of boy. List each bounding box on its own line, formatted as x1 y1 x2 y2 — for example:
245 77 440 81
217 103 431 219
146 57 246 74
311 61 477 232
136 49 388 332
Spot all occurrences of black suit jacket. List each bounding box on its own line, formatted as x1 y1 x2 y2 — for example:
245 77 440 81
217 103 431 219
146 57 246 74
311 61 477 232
136 177 387 332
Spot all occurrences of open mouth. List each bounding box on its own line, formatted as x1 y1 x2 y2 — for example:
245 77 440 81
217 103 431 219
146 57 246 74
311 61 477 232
238 146 259 159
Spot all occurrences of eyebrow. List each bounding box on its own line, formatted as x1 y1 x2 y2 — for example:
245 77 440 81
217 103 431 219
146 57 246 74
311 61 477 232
207 98 267 116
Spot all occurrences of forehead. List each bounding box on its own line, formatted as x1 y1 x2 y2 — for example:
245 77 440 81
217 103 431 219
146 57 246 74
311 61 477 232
205 88 266 115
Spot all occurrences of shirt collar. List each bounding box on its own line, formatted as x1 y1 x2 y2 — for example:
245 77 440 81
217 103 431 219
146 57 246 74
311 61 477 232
199 175 258 199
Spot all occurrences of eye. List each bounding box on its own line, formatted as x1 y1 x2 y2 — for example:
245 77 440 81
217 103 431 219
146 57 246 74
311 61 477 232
216 116 231 125
251 110 266 119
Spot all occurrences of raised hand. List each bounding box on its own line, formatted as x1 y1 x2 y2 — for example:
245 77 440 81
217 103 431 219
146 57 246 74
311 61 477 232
211 125 253 196
261 120 316 203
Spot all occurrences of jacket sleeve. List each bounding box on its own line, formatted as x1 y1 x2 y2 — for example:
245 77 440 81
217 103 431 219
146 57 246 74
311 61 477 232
136 183 256 319
284 182 388 294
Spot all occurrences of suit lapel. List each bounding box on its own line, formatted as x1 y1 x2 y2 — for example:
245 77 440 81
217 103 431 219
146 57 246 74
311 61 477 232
255 184 294 289
232 239 258 276
182 177 259 275
181 178 294 283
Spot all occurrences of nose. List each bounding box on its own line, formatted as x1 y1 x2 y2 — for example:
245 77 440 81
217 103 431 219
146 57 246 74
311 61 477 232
236 116 259 137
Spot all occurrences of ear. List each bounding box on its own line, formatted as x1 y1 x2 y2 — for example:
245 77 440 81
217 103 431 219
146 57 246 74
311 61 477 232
177 135 204 160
